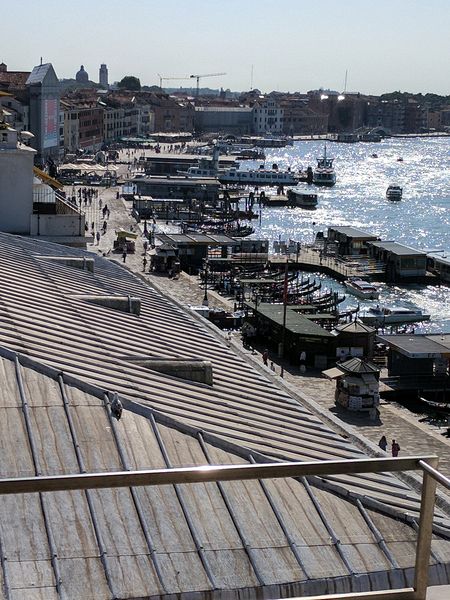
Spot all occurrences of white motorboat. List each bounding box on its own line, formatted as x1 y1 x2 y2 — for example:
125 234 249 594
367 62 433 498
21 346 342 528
313 144 336 186
386 185 402 201
345 278 380 300
286 188 318 209
359 306 430 325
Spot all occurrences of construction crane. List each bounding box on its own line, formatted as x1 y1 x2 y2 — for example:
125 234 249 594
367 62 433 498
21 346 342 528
157 74 190 90
189 72 226 97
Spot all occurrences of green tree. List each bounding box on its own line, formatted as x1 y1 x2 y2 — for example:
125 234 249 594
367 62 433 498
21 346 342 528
118 76 141 91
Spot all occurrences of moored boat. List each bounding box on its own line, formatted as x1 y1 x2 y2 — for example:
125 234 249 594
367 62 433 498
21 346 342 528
345 277 380 300
359 306 430 325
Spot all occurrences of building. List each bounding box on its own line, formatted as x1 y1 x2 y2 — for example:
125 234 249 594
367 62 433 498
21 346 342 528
194 106 253 135
61 97 104 152
99 63 108 88
0 118 35 232
26 63 60 164
0 116 86 243
326 226 380 256
0 232 449 597
75 64 89 83
280 96 328 135
367 241 427 282
135 92 194 132
0 62 61 163
133 175 220 202
335 320 376 360
251 302 337 369
252 96 284 134
379 333 450 378
324 357 381 419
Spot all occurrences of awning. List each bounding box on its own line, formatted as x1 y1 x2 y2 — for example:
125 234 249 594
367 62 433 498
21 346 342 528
322 367 345 380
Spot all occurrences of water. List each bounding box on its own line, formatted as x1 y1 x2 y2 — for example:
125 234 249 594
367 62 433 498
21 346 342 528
243 137 450 333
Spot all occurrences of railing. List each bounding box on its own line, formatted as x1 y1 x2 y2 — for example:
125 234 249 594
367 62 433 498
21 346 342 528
0 455 448 600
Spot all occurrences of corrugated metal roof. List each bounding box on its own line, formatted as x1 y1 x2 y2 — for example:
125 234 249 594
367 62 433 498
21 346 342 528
0 232 448 539
0 347 449 599
368 241 426 256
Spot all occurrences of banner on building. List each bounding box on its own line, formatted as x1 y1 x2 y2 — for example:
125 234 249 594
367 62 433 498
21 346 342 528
43 98 58 149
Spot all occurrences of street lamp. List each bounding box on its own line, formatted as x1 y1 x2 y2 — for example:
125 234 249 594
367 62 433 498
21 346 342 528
202 259 209 306
280 258 290 378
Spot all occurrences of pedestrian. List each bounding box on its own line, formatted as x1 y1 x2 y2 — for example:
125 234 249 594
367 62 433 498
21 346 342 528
270 361 276 373
96 231 101 245
262 349 269 366
142 256 148 272
99 199 103 210
91 221 95 232
378 435 388 452
122 249 127 263
102 220 107 234
391 439 400 457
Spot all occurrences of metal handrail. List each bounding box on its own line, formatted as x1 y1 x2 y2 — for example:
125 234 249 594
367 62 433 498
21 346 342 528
0 454 443 600
419 459 450 490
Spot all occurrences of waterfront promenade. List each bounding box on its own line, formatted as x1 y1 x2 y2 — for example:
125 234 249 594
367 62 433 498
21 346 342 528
79 184 450 480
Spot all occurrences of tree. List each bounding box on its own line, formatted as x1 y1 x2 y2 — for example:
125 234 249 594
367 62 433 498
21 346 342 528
118 76 141 91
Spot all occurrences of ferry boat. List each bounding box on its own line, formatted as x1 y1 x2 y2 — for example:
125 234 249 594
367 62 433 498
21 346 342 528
287 188 318 209
386 185 402 201
219 166 300 186
182 146 300 186
359 306 430 325
313 145 336 186
345 277 380 300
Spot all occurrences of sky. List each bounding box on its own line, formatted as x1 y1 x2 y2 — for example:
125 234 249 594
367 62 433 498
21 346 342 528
5 0 450 95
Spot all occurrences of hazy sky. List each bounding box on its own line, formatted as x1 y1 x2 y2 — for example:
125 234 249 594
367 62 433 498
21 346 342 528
5 0 450 94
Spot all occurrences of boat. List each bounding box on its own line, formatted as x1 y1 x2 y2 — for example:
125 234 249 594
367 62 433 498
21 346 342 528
345 277 380 300
397 157 404 162
371 153 378 158
287 188 318 209
218 165 300 186
313 145 336 186
359 306 431 325
183 146 300 186
386 185 403 201
418 398 450 415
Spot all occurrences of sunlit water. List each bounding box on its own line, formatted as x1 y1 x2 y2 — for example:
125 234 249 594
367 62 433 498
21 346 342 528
242 138 450 333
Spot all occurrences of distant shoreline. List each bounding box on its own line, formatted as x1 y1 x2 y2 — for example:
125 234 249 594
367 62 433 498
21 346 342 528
292 133 450 141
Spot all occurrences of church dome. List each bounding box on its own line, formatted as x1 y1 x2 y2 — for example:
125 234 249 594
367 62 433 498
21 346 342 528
76 65 89 83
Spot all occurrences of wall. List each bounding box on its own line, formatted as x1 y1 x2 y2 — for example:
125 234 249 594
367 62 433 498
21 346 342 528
30 213 85 236
0 146 35 233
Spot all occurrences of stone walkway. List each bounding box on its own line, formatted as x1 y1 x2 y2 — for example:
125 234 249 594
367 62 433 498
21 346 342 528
79 185 450 478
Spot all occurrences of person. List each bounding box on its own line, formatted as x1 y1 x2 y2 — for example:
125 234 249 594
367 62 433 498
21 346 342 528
122 249 127 263
262 349 269 366
378 435 388 452
270 361 276 373
391 439 400 457
142 256 148 272
95 231 101 245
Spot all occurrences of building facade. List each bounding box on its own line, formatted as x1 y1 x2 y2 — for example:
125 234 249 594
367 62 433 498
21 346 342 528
26 63 60 164
99 64 108 88
252 97 284 134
